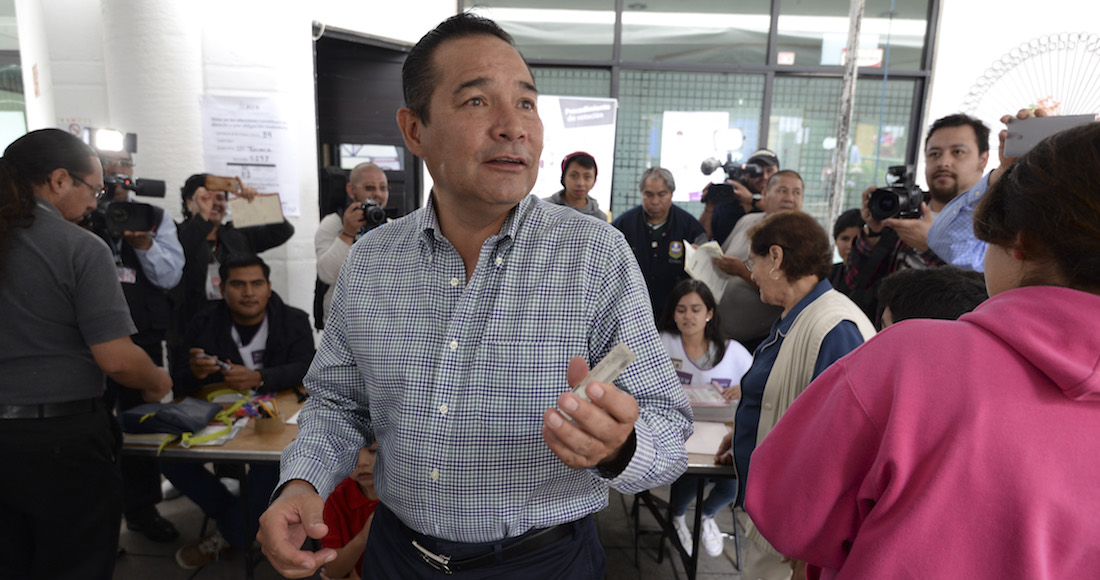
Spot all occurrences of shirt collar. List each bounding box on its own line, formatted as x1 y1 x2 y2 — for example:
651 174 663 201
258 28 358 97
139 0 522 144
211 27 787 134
775 278 834 334
418 191 531 249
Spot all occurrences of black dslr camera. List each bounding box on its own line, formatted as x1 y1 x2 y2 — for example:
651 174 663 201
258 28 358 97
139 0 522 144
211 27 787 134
699 156 764 205
358 199 387 234
869 165 924 221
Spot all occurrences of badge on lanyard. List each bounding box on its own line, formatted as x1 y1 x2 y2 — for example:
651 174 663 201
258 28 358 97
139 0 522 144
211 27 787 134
117 266 137 284
205 262 223 300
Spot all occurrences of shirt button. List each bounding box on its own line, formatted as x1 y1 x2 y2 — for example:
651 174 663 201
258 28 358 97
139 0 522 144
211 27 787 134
439 403 449 415
427 255 433 263
450 277 459 287
764 403 773 410
449 340 458 350
495 256 503 266
430 469 440 481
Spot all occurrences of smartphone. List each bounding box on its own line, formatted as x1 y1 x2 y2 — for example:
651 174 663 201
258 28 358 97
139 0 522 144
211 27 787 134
204 175 241 193
1004 114 1096 157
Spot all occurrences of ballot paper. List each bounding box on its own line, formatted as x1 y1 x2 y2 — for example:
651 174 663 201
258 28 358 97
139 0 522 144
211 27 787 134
685 421 731 455
572 342 637 402
684 240 729 302
229 193 284 228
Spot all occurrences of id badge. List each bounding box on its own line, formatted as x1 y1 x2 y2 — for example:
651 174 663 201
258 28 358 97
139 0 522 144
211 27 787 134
117 266 137 284
205 263 223 300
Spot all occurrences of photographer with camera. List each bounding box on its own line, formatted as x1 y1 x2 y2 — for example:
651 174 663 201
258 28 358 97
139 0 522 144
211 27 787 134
841 114 990 321
703 149 778 243
90 147 185 543
314 162 389 325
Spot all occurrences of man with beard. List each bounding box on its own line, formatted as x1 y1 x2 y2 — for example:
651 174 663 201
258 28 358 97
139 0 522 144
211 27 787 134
839 114 989 321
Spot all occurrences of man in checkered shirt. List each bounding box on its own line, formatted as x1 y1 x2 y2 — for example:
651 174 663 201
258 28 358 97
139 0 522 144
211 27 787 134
259 13 691 579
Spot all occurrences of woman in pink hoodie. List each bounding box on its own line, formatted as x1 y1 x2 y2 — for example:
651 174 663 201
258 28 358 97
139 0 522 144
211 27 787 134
744 119 1100 579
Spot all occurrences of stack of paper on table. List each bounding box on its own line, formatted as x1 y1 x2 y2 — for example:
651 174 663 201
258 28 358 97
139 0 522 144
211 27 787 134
685 421 731 456
684 384 737 423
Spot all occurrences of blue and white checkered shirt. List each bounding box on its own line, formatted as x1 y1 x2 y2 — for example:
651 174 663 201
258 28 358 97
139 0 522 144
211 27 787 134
927 172 992 272
281 194 691 543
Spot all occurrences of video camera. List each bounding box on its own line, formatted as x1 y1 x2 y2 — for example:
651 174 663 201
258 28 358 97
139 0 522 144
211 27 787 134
82 174 168 235
699 156 764 205
868 165 925 221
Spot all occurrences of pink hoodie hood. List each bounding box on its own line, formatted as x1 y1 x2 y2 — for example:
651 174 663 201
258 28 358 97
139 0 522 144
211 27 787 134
960 285 1100 401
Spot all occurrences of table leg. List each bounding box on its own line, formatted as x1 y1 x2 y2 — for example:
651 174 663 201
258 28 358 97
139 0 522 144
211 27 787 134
688 477 705 579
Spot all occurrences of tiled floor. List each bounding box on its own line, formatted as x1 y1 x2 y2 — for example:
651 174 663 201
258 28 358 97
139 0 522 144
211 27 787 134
113 486 742 579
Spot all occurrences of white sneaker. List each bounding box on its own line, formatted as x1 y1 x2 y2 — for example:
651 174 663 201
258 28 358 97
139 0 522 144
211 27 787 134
220 477 240 497
161 479 181 500
672 514 693 556
701 516 724 557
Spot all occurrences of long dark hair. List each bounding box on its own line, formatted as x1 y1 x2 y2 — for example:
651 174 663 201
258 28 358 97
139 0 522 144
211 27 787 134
657 279 728 367
0 129 98 266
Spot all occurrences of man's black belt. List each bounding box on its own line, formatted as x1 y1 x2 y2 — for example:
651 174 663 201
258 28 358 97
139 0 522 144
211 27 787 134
401 516 587 574
0 398 99 420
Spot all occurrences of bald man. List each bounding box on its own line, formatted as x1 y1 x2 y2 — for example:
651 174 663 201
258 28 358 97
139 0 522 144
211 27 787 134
314 163 389 324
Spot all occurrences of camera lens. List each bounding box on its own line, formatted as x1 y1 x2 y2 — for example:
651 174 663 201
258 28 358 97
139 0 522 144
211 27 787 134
869 188 901 222
109 206 131 223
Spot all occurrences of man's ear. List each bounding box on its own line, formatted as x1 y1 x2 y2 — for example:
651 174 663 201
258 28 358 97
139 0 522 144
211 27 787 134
396 107 425 158
48 167 69 194
978 150 990 173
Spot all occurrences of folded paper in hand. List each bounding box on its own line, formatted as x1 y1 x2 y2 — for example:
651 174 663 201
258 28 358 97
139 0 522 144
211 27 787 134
684 240 729 302
229 193 284 228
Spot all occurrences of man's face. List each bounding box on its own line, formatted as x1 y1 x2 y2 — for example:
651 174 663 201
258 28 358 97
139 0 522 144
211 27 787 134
746 163 778 194
189 186 228 223
398 35 543 213
221 265 271 325
347 168 389 206
56 161 103 222
562 161 595 204
924 124 988 205
100 151 134 201
641 175 673 224
761 174 803 214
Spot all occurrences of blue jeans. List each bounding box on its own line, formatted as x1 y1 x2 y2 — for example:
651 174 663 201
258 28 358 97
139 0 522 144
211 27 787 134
159 461 277 547
669 475 737 518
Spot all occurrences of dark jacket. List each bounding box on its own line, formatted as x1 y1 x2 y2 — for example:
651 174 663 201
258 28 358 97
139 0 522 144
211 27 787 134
171 290 314 397
172 216 294 344
612 204 706 318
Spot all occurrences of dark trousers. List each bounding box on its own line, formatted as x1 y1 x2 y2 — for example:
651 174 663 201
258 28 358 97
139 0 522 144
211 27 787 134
103 337 165 520
0 405 123 579
159 461 278 547
362 503 606 579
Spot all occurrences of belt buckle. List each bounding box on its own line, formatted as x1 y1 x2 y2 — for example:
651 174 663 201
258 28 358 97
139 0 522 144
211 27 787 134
412 539 453 574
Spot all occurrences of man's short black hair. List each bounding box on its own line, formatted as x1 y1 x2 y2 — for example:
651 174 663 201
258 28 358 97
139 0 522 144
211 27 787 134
219 253 270 285
877 266 987 323
402 13 518 124
926 114 991 156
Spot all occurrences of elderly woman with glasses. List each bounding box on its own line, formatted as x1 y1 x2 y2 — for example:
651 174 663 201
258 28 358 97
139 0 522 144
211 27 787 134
744 121 1100 579
713 210 875 580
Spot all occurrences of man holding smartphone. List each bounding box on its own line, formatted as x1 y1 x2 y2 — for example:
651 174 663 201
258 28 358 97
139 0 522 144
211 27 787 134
926 109 1062 272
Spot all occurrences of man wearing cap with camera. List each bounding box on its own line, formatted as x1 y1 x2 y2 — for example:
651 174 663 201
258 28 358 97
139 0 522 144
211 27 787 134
314 162 390 325
543 151 607 221
93 147 185 543
840 114 990 321
706 148 779 244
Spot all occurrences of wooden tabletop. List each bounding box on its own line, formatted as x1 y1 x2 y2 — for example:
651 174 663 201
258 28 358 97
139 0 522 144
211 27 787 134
122 385 306 464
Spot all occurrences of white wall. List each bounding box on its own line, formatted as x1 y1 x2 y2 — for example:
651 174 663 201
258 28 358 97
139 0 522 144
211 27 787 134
919 0 1100 181
17 0 454 322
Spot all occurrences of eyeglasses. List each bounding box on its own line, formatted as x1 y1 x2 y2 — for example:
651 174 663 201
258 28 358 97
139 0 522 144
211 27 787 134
71 174 108 200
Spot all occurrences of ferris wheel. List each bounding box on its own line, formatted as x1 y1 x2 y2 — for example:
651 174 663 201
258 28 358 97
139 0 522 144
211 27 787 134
961 32 1100 131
